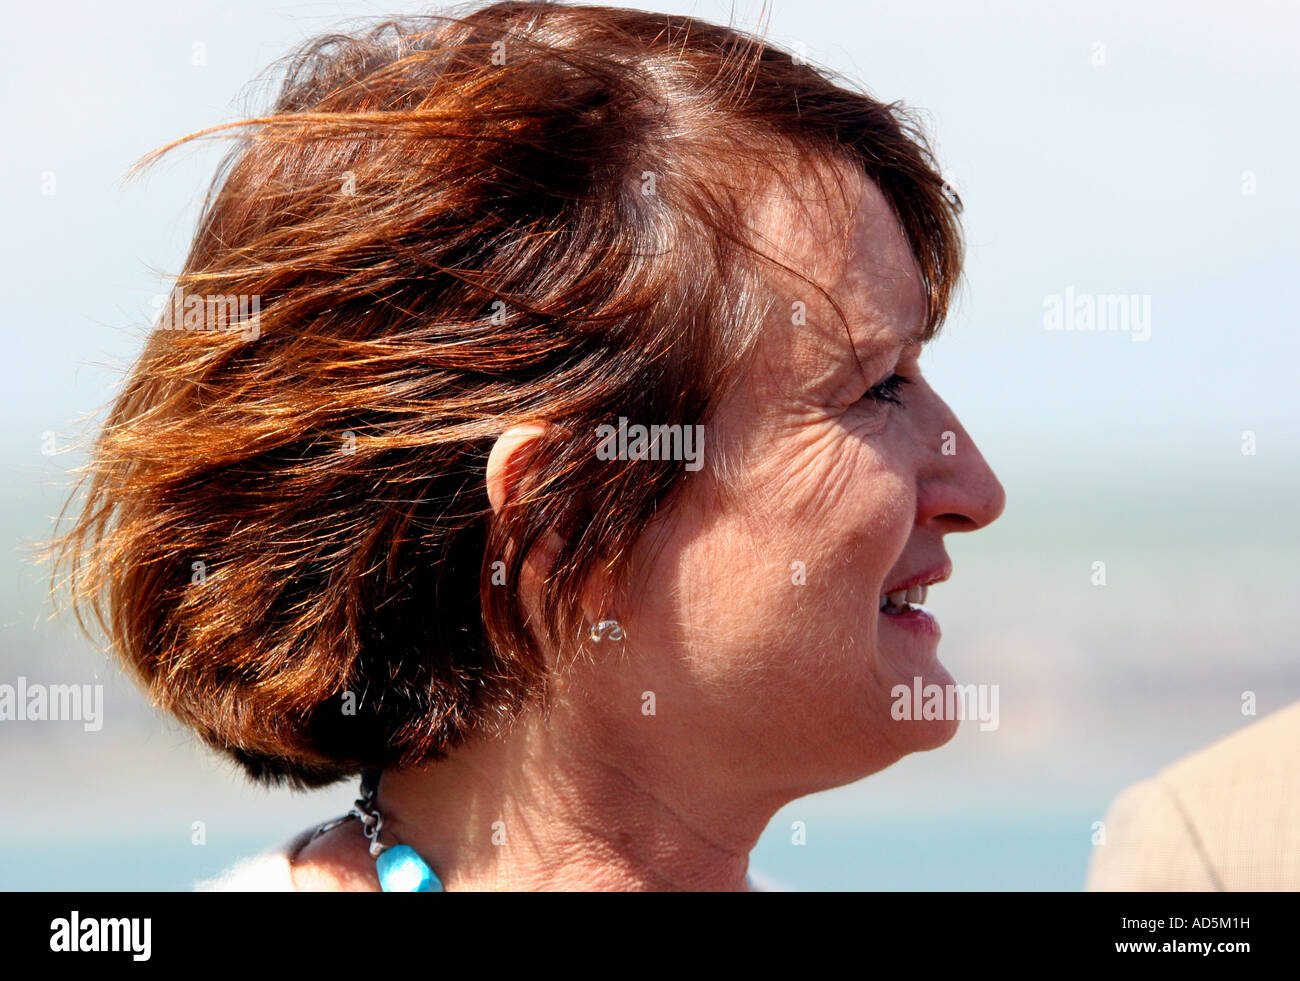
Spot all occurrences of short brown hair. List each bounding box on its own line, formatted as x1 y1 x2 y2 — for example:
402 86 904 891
51 1 963 788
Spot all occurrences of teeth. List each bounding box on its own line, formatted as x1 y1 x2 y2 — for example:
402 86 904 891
879 584 931 611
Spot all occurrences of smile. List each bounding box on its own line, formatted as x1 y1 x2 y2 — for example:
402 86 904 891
879 585 928 613
878 561 952 615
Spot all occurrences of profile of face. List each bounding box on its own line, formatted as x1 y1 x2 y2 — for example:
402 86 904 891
550 165 1006 805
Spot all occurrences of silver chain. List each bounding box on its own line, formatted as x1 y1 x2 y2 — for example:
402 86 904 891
310 769 388 858
353 770 388 858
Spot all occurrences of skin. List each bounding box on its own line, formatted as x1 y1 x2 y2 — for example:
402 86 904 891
291 162 1006 891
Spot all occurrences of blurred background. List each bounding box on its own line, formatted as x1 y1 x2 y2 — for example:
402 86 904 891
2 0 1296 889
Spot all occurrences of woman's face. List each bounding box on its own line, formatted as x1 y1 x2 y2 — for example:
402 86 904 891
567 168 1005 801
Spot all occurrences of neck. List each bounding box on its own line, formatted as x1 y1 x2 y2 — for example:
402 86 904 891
374 702 779 891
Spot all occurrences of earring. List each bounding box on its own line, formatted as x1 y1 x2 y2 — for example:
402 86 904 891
589 619 625 642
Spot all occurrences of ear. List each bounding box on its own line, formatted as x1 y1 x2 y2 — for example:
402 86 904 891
486 424 615 629
486 423 548 516
485 423 564 572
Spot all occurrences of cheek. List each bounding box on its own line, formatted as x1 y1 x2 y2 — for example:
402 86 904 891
592 422 938 785
763 422 915 591
621 423 916 684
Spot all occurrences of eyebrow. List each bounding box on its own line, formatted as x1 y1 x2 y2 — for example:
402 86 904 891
842 316 937 388
858 319 934 359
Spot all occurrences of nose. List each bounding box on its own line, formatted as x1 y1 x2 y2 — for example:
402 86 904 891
915 397 1006 534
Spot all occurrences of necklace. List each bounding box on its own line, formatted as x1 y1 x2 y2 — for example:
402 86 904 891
311 768 443 892
312 768 764 891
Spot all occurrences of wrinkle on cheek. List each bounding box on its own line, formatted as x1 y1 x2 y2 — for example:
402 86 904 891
748 417 905 535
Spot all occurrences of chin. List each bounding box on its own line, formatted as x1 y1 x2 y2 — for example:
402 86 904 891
804 679 960 790
907 713 963 752
880 650 963 754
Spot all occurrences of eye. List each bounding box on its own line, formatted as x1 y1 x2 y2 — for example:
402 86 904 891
860 372 911 407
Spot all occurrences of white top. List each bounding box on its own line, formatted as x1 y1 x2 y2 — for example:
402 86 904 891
195 826 316 892
195 823 786 891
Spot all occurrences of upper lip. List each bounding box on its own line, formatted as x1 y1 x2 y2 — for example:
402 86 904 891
882 559 953 596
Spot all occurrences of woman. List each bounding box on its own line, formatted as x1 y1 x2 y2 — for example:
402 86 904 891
53 1 1005 891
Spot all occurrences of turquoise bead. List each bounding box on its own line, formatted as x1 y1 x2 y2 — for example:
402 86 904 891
375 844 443 892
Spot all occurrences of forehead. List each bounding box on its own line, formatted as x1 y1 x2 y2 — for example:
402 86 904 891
836 183 928 352
752 160 928 364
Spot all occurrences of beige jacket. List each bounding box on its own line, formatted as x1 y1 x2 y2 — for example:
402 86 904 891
1086 701 1300 890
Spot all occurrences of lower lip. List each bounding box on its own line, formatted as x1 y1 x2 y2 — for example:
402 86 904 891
879 605 941 638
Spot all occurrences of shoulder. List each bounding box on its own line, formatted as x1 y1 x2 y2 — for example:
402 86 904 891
1087 702 1300 891
1158 700 1300 793
195 825 320 892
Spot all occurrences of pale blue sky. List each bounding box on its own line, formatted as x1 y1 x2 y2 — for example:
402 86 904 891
4 0 1297 504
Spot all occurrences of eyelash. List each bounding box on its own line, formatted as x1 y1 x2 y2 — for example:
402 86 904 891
861 372 911 407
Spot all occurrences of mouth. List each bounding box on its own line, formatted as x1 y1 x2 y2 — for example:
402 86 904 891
878 561 952 616
878 586 929 614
